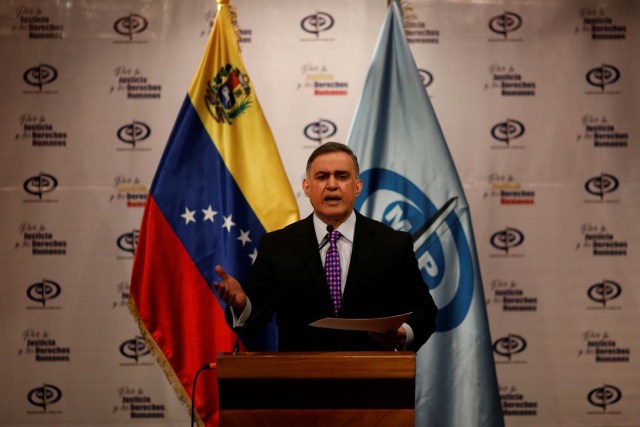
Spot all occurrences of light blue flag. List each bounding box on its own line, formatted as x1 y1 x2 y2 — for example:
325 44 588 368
346 2 504 426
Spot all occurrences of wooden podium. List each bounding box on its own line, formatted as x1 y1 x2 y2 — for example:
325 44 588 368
217 352 415 426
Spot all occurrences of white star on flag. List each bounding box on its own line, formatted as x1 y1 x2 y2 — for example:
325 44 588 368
249 248 258 264
222 214 236 232
237 229 252 246
202 205 218 222
180 207 196 225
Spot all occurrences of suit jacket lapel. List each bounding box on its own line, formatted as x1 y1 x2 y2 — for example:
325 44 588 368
342 212 374 311
294 215 332 304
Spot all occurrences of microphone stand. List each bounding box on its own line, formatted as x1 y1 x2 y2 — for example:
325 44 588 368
190 362 215 427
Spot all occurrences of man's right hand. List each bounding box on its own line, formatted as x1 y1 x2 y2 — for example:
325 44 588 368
213 265 247 311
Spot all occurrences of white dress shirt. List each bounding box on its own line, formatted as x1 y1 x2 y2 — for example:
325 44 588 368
313 211 355 293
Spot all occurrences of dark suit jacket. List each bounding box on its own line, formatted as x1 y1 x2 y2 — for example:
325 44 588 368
227 211 438 351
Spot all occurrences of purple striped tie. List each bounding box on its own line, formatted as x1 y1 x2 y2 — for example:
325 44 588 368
324 230 342 316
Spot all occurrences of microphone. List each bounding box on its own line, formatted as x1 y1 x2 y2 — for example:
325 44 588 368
232 223 335 352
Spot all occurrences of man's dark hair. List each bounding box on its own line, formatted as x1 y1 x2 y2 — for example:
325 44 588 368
306 142 360 178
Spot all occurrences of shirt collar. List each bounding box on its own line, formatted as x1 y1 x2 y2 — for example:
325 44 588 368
313 210 356 244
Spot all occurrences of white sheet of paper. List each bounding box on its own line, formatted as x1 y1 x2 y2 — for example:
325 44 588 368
308 312 412 333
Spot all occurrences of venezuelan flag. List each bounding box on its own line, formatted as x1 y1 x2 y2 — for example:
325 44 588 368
129 1 299 425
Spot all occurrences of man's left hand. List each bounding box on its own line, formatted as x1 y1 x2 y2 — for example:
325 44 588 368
369 326 407 351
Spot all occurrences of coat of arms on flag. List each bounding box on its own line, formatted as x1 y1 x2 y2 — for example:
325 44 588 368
205 63 252 124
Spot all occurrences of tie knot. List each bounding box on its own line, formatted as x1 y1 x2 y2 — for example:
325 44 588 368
328 230 340 244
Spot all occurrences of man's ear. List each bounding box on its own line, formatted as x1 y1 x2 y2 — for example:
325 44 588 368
355 178 363 197
302 178 310 197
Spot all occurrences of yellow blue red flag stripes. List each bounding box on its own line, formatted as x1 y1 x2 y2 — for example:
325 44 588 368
129 1 299 426
347 2 503 426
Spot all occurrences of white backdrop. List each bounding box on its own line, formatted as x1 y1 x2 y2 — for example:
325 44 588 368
1 0 638 426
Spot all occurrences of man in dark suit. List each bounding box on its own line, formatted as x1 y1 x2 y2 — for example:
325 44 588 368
214 142 437 351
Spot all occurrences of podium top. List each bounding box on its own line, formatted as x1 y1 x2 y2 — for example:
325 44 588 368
217 351 415 380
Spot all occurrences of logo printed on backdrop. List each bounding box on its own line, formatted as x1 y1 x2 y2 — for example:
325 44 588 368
576 8 626 40
237 28 252 44
500 384 539 417
484 173 535 205
587 279 622 310
204 64 252 124
27 383 62 414
303 119 337 147
298 63 349 96
23 63 58 94
116 230 139 259
587 384 622 414
579 330 630 364
117 121 152 151
26 279 61 309
110 66 162 99
403 11 440 44
23 173 58 202
112 281 130 309
584 173 619 203
576 223 627 257
119 336 152 365
488 11 523 41
486 279 537 312
493 333 527 363
13 6 64 39
418 69 433 89
16 222 67 256
491 119 526 149
113 386 165 419
355 169 474 331
110 176 147 208
16 114 67 147
577 114 628 147
300 11 335 41
490 227 525 257
585 64 620 94
19 329 70 362
113 13 148 43
485 64 536 96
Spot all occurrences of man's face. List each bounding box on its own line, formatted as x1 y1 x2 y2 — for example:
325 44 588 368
303 151 362 226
